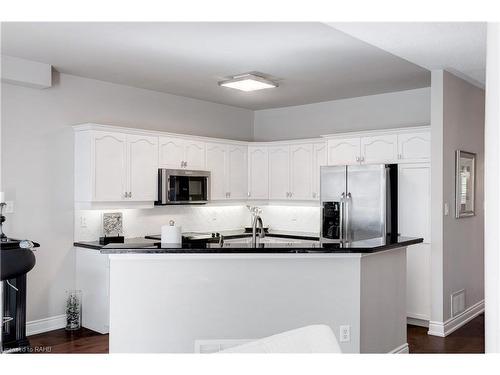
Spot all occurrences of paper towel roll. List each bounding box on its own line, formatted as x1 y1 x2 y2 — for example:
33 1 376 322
161 221 182 244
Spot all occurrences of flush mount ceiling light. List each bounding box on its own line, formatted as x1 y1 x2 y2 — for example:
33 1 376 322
218 73 278 92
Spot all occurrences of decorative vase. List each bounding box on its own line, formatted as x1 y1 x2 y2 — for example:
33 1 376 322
65 290 82 331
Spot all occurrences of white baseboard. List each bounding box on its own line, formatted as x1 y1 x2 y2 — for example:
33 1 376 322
428 299 484 337
389 343 409 354
26 314 66 336
407 317 429 328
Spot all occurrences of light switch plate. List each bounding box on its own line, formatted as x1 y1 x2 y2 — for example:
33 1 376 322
4 201 14 214
444 202 449 216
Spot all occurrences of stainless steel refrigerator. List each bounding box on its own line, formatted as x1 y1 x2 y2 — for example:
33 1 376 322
320 164 398 244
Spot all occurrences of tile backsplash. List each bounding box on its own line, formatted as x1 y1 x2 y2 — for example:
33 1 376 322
74 203 320 241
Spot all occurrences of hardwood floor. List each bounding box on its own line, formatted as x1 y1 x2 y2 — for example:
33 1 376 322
407 313 484 353
27 314 484 354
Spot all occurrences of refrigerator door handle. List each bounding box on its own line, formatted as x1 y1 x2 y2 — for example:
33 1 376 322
340 192 345 242
345 192 352 243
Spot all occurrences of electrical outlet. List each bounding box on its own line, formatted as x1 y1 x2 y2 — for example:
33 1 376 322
4 201 14 214
339 325 350 343
79 216 87 228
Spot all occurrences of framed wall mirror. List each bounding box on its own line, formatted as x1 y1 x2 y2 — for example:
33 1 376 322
455 150 476 218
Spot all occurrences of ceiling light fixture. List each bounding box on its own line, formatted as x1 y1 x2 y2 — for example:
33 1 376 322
218 73 278 92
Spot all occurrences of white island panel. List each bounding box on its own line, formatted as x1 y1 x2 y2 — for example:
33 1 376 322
108 249 407 353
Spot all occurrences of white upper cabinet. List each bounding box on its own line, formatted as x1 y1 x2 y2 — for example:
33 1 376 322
158 136 206 170
227 145 248 200
361 134 398 164
312 142 327 200
93 131 127 202
206 142 248 200
158 136 184 169
289 144 313 200
397 131 431 163
75 129 157 204
127 135 158 201
268 146 290 200
326 128 430 166
205 142 227 200
327 137 361 165
248 146 269 199
184 140 206 169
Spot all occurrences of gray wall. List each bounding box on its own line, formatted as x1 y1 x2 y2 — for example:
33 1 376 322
253 88 430 141
442 70 485 319
1 72 254 322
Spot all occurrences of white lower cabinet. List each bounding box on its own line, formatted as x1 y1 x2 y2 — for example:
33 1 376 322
248 146 269 199
206 142 247 200
75 248 110 334
398 163 431 322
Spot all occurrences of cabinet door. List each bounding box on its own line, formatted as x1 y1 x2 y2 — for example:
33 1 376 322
361 134 398 164
398 131 431 163
93 131 127 201
227 145 248 200
158 136 184 169
312 142 327 200
327 137 360 165
268 146 290 200
398 163 431 321
184 140 206 169
248 146 268 199
127 135 158 201
206 142 227 200
289 144 313 200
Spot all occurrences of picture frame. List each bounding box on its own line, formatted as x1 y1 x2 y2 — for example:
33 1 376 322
455 150 476 218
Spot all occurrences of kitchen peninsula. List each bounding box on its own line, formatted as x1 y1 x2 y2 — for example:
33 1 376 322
74 233 422 353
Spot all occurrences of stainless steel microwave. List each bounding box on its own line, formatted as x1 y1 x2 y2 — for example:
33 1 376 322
155 169 210 205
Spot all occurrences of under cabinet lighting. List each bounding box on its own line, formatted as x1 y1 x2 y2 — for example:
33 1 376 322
218 73 278 92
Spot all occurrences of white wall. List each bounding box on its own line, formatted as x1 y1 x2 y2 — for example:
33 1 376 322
484 22 500 353
253 88 430 141
1 72 254 322
430 70 485 328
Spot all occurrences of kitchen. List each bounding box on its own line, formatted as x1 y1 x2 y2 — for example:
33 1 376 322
72 123 426 353
0 21 487 357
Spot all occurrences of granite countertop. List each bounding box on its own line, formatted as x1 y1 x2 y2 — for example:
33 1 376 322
73 230 423 255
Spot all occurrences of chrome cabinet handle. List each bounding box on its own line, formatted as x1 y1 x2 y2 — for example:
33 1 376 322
356 156 360 162
248 192 251 198
129 192 132 198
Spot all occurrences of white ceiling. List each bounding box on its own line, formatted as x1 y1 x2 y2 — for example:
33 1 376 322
328 22 486 88
1 22 430 110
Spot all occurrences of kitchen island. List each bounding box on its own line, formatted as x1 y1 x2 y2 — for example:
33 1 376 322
74 233 422 353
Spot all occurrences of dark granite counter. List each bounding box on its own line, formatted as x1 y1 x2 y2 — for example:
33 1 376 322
74 231 423 255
